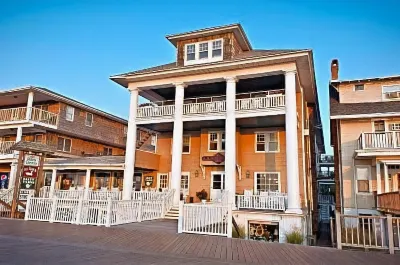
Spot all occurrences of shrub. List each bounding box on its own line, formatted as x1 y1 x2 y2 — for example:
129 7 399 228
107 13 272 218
196 189 208 201
232 225 246 239
285 228 304 244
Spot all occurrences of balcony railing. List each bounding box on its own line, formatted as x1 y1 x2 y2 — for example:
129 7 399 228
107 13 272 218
377 191 400 213
0 107 58 127
0 141 16 155
358 132 400 150
236 194 287 211
136 90 285 120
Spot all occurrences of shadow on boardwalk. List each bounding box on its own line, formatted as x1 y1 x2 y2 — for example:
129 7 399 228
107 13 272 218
0 218 398 265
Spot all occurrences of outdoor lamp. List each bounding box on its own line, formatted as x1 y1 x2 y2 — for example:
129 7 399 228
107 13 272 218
246 170 250 178
195 170 199 178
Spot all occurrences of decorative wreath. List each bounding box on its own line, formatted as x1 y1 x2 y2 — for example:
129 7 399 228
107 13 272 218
255 225 264 237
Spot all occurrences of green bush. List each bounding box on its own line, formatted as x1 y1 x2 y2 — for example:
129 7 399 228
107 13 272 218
232 225 246 239
285 228 304 244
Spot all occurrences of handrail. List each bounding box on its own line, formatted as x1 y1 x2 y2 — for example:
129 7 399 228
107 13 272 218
0 107 58 126
0 141 16 155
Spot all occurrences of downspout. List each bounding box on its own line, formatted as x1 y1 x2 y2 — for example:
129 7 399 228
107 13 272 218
352 152 358 215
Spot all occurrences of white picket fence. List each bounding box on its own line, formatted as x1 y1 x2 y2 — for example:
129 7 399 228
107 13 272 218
179 202 232 237
236 194 287 211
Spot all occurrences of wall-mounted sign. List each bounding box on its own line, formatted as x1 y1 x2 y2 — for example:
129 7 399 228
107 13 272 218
20 177 36 189
144 176 153 187
202 153 225 164
19 189 33 201
24 155 40 167
22 166 38 178
0 172 9 189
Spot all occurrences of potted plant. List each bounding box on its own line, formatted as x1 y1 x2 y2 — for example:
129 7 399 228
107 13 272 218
196 189 208 204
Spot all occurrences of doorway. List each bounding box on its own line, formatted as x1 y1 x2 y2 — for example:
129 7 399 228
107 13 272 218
210 171 225 201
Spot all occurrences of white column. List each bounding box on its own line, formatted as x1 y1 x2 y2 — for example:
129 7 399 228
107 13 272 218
123 88 139 200
285 70 301 214
171 82 185 205
9 127 23 188
376 161 382 194
384 163 389 193
84 169 91 199
49 169 57 197
26 91 34 120
225 77 237 207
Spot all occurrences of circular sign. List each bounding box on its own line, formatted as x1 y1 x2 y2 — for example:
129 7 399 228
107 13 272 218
0 174 7 180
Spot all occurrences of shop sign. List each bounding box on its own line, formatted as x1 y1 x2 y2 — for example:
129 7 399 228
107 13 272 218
0 172 9 189
202 153 225 164
24 155 40 167
19 189 33 201
22 166 39 178
144 176 153 187
20 177 36 189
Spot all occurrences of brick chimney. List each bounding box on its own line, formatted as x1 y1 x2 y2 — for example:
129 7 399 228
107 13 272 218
331 59 339 80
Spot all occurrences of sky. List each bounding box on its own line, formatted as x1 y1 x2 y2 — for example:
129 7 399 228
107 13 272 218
1 0 400 154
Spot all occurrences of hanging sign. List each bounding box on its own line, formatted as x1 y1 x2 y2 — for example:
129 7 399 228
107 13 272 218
144 176 153 187
24 155 40 167
202 152 225 164
20 177 36 189
0 172 9 189
22 166 39 178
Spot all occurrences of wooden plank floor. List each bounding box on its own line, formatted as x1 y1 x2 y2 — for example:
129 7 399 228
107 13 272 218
0 218 399 265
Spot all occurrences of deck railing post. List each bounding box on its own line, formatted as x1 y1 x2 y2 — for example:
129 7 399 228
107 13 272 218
335 211 342 250
227 203 233 238
49 196 57 223
178 200 184 234
387 214 394 254
137 197 143 222
24 195 32 221
75 197 83 225
161 197 166 218
105 197 112 227
361 133 366 149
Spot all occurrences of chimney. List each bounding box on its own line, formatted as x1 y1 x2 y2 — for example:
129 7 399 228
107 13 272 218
331 59 339 80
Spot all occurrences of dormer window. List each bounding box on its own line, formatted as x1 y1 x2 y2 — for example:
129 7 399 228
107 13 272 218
184 39 223 66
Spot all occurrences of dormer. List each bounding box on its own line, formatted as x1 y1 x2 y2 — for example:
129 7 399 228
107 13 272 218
166 23 252 67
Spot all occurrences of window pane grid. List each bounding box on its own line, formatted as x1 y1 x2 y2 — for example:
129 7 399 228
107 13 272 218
256 173 279 192
159 174 168 189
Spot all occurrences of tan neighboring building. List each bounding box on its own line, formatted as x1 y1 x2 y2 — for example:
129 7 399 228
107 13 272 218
330 60 400 216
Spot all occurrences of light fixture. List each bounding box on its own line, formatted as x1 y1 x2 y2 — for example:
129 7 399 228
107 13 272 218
195 170 199 178
246 170 250 179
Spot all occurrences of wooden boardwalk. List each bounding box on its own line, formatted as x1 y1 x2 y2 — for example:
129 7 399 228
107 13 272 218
0 218 399 265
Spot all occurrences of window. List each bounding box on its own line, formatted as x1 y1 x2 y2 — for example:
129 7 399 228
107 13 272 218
209 132 225 151
44 172 52 186
212 40 222 58
256 132 279 152
181 173 189 195
57 137 72 152
199 42 208 59
34 134 43 143
182 135 190 154
374 121 385 132
158 174 169 189
354 84 364 91
356 166 371 193
390 123 400 131
66 105 74 121
103 147 112 156
85 112 93 127
255 173 279 193
151 135 156 146
186 44 195 61
382 85 400 100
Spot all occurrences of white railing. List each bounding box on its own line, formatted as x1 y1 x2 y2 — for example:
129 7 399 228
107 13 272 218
183 101 226 115
39 186 50 198
180 202 232 237
162 189 175 214
335 213 400 254
318 194 335 204
53 189 85 199
0 107 58 126
88 190 121 200
235 94 285 111
111 200 141 225
0 188 14 204
0 141 15 155
358 132 400 150
137 105 175 118
131 190 170 200
236 194 287 211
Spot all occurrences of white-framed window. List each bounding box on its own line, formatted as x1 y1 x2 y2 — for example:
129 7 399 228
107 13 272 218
157 173 169 189
181 172 190 196
186 44 195 61
65 105 74 121
354 84 364 91
390 123 400 131
57 137 72 152
254 172 280 193
255 132 279 152
382 85 400 100
355 166 371 193
184 39 223 65
85 112 93 127
182 135 190 154
103 147 112 156
151 135 156 146
208 131 225 151
373 120 386 132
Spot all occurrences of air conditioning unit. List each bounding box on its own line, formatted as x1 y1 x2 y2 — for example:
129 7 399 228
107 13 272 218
386 92 400 98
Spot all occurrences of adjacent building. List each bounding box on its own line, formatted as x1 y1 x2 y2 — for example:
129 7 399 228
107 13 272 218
330 60 400 216
111 24 325 241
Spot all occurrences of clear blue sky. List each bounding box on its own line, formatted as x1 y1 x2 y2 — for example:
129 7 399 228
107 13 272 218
1 0 400 154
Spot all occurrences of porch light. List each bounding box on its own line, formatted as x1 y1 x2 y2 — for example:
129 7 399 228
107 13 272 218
246 170 250 179
195 170 199 178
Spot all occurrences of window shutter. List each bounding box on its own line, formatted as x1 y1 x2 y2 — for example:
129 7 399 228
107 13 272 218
177 43 184 66
223 37 231 60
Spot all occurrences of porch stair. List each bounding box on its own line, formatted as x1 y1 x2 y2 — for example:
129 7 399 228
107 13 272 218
164 207 179 220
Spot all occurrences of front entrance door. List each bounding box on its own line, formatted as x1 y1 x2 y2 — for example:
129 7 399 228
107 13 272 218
211 172 225 201
133 172 142 191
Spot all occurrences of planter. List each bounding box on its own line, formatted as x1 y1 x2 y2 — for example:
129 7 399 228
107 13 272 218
201 199 206 204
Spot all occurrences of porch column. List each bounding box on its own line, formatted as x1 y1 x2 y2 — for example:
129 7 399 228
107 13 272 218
285 70 301 214
49 169 57 197
26 91 34 120
123 88 139 200
225 77 237 206
384 163 389 192
171 82 185 205
84 169 91 199
376 161 382 194
9 127 23 188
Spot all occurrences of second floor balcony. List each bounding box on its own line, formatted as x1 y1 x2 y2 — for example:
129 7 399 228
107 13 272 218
0 107 58 128
377 191 400 214
136 89 285 123
357 132 400 152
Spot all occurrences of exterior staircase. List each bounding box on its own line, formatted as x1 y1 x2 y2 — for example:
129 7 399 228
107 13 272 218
164 207 179 220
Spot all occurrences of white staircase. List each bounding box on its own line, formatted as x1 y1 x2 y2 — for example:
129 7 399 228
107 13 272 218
164 207 179 220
